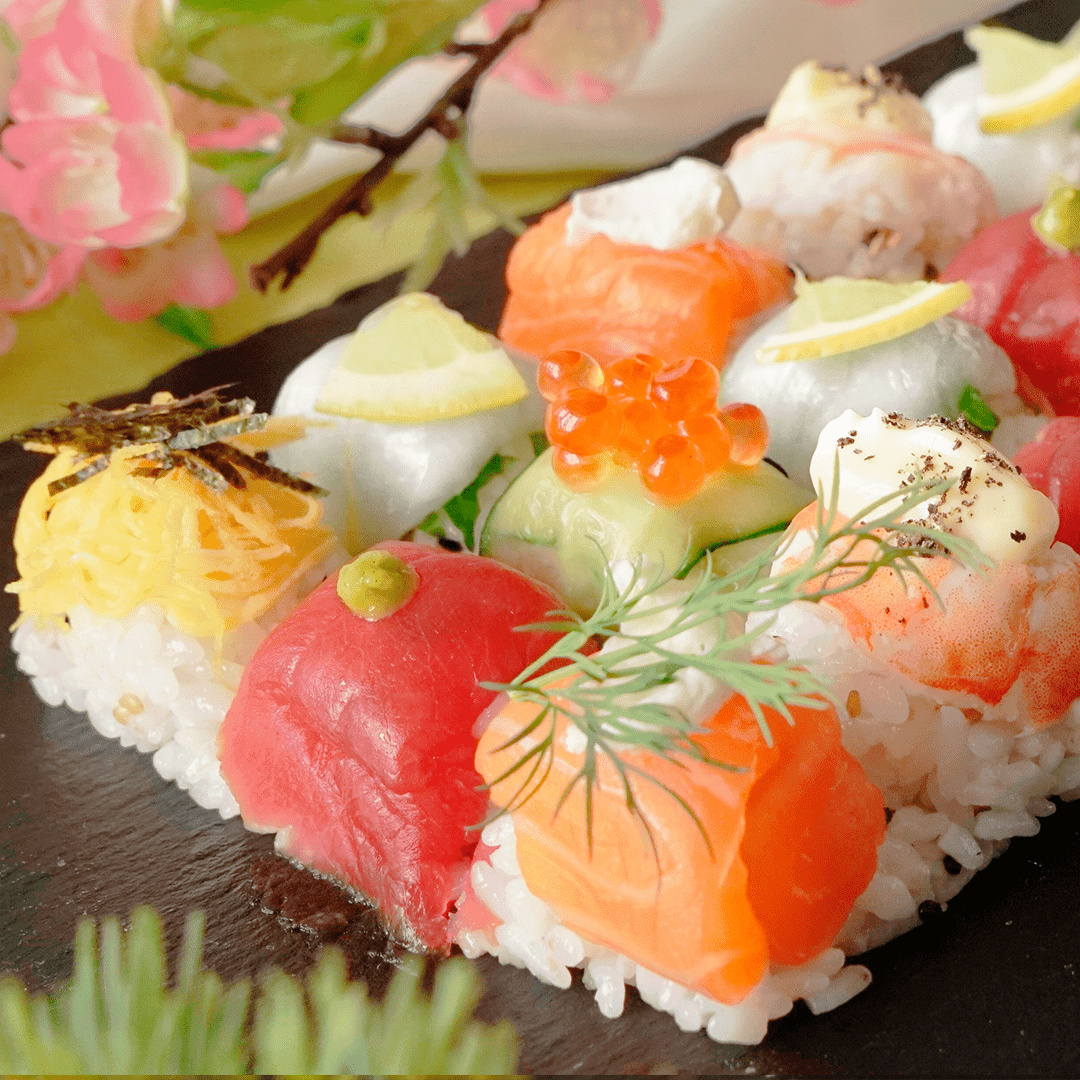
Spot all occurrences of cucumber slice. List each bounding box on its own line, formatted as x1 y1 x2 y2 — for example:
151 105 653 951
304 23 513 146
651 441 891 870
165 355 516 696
480 448 813 614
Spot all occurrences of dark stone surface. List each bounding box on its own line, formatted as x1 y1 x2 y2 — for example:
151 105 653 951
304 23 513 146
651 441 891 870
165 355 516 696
4 1 1080 1072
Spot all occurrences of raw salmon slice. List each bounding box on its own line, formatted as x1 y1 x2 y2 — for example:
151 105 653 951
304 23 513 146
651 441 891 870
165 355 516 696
499 203 793 370
475 682 883 1003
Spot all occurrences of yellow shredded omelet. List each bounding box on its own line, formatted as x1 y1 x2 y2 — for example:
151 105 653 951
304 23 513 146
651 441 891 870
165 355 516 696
8 444 337 641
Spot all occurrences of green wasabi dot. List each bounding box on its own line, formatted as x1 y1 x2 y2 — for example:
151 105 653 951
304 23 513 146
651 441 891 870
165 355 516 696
336 550 418 620
1031 185 1080 253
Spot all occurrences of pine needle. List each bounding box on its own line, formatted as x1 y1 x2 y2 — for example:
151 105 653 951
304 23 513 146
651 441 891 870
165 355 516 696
0 906 518 1074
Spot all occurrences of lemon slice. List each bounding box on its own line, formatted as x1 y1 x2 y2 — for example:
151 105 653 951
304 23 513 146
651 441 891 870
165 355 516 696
966 23 1080 134
315 293 528 423
755 276 973 364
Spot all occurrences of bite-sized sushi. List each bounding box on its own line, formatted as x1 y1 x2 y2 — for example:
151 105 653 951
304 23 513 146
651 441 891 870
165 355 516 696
480 347 812 615
721 275 1039 484
217 541 570 951
923 21 1080 216
753 408 1080 951
941 183 1080 415
724 62 997 281
453 570 885 1045
271 292 546 553
499 157 793 369
7 391 343 816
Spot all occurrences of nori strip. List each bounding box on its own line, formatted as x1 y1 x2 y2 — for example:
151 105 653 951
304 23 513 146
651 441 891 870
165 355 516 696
16 389 322 499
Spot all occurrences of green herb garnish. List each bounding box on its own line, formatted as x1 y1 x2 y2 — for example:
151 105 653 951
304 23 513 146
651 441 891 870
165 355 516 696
0 906 518 1074
958 383 1000 434
482 472 991 845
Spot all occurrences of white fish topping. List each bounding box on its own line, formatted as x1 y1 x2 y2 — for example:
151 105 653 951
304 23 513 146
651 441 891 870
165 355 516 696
564 157 740 250
766 61 933 139
809 408 1058 564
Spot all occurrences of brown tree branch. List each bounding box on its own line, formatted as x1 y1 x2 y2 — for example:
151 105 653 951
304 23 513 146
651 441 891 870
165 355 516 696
250 0 556 294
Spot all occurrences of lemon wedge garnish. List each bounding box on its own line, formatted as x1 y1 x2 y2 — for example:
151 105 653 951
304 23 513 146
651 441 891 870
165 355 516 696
315 292 528 423
966 23 1080 134
755 276 973 364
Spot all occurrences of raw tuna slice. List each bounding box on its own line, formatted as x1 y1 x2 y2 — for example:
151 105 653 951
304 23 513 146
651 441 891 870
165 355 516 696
218 540 565 951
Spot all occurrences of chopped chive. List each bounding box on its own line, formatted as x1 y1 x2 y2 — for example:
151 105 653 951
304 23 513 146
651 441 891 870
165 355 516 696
957 383 1000 434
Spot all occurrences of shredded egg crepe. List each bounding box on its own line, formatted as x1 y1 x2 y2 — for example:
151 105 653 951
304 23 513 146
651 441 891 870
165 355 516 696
9 443 337 642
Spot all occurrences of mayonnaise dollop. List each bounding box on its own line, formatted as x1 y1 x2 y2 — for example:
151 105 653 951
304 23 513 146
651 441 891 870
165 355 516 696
564 157 740 250
766 61 933 139
809 409 1059 564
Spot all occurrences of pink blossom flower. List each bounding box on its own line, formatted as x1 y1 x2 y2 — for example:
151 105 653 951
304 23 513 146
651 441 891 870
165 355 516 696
0 158 86 354
2 0 66 43
82 167 248 322
478 0 661 104
167 86 285 153
1 0 188 250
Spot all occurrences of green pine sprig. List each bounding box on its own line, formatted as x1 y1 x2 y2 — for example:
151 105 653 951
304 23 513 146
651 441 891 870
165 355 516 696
0 906 518 1074
481 472 992 845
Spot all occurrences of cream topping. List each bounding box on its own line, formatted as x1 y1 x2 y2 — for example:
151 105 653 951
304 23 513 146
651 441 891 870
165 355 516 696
809 409 1058 564
766 61 933 140
564 157 740 250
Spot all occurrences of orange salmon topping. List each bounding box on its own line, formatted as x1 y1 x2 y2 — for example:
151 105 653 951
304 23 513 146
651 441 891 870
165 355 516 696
475 682 884 1003
499 202 793 369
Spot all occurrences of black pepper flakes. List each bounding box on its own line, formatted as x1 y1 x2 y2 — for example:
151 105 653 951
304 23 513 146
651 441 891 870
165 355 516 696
1010 529 1027 543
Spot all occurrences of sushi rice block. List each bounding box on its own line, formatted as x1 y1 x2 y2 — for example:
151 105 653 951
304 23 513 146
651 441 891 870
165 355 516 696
725 62 997 281
271 292 546 554
217 541 569 951
721 276 1038 484
454 572 884 1045
7 392 345 818
499 157 793 369
754 410 1080 953
924 63 1080 216
923 20 1080 216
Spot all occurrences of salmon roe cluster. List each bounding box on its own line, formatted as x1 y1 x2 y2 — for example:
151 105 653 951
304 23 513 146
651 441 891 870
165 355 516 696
540 349 769 505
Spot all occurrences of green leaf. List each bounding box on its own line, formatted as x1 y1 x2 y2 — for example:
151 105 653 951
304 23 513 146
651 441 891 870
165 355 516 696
529 430 549 457
193 148 284 194
415 509 445 538
289 0 488 125
154 305 217 350
443 452 513 549
957 383 1000 433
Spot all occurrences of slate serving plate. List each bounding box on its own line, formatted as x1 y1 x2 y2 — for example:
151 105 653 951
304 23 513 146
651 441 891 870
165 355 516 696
4 1 1080 1073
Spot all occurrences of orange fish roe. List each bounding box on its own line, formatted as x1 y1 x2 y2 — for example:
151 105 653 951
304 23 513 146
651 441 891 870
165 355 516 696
542 349 769 505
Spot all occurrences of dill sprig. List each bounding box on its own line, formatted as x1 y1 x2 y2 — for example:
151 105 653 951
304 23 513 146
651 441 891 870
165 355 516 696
0 906 518 1074
482 473 992 843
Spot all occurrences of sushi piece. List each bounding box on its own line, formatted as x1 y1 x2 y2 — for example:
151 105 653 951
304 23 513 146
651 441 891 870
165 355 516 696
720 274 1038 484
217 541 569 951
480 347 812 614
923 21 1080 216
454 571 885 1045
941 183 1080 416
498 157 793 369
7 390 343 817
271 292 546 553
724 62 997 281
754 408 1080 951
